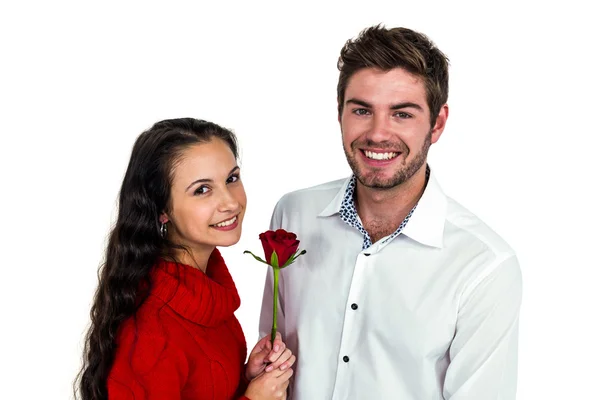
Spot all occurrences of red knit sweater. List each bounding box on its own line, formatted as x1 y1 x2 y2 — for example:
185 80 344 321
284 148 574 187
107 249 251 399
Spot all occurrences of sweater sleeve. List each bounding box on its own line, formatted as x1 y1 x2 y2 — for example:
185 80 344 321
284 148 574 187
233 362 250 399
107 331 189 399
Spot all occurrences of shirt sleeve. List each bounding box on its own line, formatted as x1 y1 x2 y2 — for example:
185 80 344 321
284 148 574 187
443 255 522 399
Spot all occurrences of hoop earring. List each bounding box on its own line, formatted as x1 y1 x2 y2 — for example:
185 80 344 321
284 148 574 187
160 222 167 238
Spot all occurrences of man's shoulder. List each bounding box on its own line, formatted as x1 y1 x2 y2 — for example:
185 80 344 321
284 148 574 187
444 196 516 259
275 177 348 210
442 196 522 306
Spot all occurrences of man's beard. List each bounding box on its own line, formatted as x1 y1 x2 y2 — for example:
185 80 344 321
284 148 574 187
344 132 431 189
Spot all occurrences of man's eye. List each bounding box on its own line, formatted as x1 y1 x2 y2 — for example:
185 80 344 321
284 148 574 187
394 111 412 119
352 108 370 116
194 185 210 195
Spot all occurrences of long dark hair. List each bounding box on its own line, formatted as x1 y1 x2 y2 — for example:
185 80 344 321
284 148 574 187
76 118 239 400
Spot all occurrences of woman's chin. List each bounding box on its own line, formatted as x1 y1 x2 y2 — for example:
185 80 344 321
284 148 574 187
213 231 243 248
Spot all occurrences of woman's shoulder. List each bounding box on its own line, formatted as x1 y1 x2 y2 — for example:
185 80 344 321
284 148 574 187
109 309 190 397
113 296 183 371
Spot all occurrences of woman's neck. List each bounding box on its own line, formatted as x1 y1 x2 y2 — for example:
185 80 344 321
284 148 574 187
171 245 215 273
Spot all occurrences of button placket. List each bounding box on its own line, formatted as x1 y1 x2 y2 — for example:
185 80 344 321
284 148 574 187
331 252 370 400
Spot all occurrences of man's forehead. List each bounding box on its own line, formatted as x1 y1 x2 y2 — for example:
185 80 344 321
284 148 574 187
346 68 425 93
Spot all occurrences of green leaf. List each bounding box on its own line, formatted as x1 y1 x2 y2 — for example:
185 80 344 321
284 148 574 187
280 249 307 268
270 251 279 268
243 250 268 265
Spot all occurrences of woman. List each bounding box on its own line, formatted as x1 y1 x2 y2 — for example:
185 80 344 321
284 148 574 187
77 118 294 399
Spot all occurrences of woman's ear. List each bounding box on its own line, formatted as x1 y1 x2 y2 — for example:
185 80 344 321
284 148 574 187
159 213 169 224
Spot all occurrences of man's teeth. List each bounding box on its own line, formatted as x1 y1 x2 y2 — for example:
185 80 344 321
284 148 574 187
364 151 398 160
214 216 237 227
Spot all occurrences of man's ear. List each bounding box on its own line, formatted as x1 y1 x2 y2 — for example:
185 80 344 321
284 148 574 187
431 104 449 144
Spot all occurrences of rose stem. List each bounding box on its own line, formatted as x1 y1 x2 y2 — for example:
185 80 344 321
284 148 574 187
271 267 279 344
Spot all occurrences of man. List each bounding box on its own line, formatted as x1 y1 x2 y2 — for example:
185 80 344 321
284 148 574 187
260 25 522 399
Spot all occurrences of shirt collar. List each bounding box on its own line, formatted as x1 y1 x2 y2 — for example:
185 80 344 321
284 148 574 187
401 171 447 248
318 175 354 218
317 168 447 248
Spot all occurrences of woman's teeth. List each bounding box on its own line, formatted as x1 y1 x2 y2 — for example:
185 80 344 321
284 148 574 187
213 216 237 227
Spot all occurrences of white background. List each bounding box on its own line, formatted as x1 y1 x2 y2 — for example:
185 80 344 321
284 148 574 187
1 1 598 399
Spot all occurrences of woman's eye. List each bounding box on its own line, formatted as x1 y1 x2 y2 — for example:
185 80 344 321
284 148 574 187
194 185 210 195
227 174 240 184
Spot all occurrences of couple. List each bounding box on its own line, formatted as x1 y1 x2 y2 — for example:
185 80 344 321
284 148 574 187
78 24 522 400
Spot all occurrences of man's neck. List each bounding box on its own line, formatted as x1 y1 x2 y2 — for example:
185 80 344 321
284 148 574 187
355 165 428 242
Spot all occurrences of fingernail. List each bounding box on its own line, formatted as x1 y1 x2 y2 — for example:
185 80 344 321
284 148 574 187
274 345 280 352
280 364 287 370
266 365 273 372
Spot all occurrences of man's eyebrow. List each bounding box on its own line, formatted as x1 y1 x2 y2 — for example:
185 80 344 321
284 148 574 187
346 98 424 111
390 102 424 111
346 98 372 108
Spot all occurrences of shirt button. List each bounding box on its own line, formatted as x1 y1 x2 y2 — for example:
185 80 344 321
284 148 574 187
351 303 358 310
343 356 350 363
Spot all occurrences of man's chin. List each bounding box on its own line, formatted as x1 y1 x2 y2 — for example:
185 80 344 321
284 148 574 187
356 173 400 189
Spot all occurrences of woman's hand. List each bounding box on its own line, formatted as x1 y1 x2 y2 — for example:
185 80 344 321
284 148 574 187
246 332 296 381
244 366 293 400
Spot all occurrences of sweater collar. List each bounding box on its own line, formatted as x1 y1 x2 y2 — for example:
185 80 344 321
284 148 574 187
150 248 241 327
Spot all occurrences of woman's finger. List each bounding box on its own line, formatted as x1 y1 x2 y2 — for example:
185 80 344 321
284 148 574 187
266 349 293 372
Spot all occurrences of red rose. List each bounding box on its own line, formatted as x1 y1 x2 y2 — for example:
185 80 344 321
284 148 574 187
244 228 306 343
259 229 300 267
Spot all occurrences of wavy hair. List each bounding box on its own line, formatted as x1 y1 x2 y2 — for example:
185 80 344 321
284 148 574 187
76 118 238 400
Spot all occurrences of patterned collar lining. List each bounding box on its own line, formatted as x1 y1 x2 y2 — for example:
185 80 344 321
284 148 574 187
339 167 430 250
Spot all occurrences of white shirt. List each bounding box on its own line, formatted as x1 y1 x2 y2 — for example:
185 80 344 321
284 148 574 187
259 170 522 399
